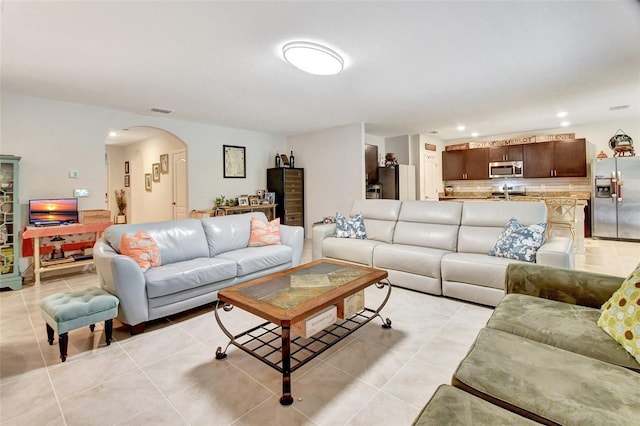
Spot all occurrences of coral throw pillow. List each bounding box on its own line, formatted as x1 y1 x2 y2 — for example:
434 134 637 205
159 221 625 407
249 217 281 247
597 263 640 365
119 231 161 272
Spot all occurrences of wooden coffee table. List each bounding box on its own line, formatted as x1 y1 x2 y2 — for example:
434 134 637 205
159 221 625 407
214 259 392 405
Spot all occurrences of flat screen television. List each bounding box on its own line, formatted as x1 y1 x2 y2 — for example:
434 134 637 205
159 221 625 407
29 198 79 225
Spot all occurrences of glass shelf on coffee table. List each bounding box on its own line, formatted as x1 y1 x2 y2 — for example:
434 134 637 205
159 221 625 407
214 259 392 405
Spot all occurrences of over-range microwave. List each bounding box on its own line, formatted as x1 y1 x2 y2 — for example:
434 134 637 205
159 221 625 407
489 161 523 179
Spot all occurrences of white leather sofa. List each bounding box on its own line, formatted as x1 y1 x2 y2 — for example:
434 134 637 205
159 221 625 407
312 200 574 306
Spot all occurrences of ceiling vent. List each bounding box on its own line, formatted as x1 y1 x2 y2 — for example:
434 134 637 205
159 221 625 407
150 107 174 114
429 130 439 134
609 105 629 111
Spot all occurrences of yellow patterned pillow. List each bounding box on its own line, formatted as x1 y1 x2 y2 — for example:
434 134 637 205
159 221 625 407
597 263 640 365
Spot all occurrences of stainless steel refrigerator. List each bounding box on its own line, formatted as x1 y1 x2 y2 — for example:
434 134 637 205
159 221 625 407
592 156 640 240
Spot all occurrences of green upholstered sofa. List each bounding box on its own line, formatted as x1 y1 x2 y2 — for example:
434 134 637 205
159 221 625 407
414 263 640 425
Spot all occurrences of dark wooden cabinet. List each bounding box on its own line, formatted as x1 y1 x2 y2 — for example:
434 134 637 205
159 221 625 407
442 148 489 180
267 168 304 227
489 145 523 162
365 144 378 184
523 139 586 178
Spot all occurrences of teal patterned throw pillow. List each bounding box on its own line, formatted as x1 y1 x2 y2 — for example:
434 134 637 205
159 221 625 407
335 212 367 239
488 218 546 262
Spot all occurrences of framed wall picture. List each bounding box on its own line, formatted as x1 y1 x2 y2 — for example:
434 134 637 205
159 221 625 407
223 145 246 178
160 154 169 174
152 163 161 182
265 192 275 204
124 161 130 174
124 174 130 187
145 173 152 191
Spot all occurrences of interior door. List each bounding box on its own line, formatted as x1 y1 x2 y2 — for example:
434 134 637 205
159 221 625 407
423 153 438 199
172 150 188 220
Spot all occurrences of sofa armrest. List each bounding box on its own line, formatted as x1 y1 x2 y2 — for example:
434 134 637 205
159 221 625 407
312 223 336 260
505 263 625 308
94 239 149 326
535 235 575 269
280 225 304 266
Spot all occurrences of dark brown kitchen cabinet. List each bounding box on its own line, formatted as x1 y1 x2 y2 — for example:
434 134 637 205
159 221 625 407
267 168 304 228
523 139 586 178
442 148 489 180
489 145 523 162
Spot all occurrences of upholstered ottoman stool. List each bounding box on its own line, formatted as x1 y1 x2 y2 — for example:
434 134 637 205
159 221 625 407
40 287 119 362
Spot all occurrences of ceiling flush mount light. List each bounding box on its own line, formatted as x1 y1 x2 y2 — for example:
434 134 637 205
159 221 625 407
283 41 344 75
561 121 571 127
456 125 466 131
471 132 479 138
109 131 117 137
556 111 568 118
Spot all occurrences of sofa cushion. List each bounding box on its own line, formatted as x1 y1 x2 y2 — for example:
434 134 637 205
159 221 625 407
105 219 209 265
350 199 402 243
373 243 449 278
216 244 292 276
248 217 281 247
458 201 547 254
442 252 522 290
488 218 546 263
413 384 537 426
202 212 266 257
453 328 640 425
488 293 640 371
335 212 367 239
597 263 640 365
145 258 237 298
322 237 385 266
394 201 462 251
119 231 161 272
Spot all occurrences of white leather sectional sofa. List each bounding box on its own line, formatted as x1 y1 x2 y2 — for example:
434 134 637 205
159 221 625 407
312 200 574 306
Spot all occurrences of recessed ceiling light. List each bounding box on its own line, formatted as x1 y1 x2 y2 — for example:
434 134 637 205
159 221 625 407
283 41 344 75
109 131 117 137
471 132 479 137
456 125 466 131
561 121 571 127
556 111 568 118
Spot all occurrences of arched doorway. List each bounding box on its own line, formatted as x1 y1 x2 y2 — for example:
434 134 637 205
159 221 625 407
105 126 188 224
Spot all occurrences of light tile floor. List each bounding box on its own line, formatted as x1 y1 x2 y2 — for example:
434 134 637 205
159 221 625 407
1 239 638 425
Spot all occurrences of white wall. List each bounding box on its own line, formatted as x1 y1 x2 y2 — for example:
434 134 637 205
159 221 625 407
107 130 186 223
287 123 365 237
1 92 286 223
384 135 410 164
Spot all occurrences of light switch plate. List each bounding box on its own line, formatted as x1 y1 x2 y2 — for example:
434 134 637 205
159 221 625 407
74 189 89 197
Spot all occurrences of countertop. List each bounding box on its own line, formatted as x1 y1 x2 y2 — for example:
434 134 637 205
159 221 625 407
438 191 591 201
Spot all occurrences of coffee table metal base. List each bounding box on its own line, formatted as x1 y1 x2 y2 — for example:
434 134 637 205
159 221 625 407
214 280 392 405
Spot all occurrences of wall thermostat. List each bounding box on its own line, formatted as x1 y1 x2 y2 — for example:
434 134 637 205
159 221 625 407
74 189 89 197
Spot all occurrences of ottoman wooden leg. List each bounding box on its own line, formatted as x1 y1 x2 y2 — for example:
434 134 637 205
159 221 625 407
46 324 55 345
58 332 69 362
105 319 113 346
89 324 95 332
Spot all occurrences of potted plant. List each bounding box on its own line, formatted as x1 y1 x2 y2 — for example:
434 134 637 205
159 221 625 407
114 189 127 223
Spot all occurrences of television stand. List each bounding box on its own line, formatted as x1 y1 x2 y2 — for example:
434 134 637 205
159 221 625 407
22 222 111 285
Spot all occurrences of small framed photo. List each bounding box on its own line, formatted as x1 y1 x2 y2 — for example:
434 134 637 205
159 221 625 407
265 192 275 204
249 196 259 206
145 173 152 191
124 174 130 187
238 196 249 206
223 145 246 178
152 163 161 182
160 154 169 174
124 161 130 174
